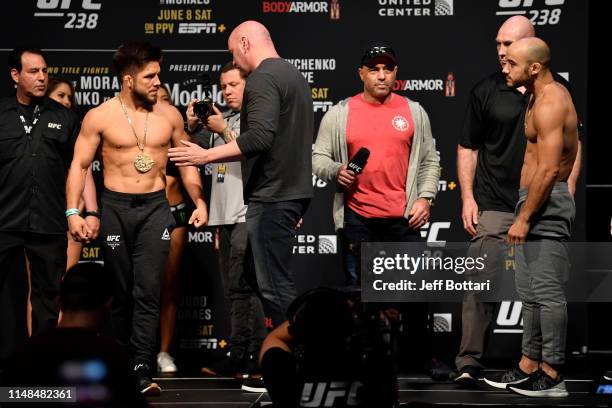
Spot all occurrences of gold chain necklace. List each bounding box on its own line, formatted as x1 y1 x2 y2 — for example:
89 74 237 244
118 95 155 173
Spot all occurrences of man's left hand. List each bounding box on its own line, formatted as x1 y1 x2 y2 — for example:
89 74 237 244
84 215 100 240
408 198 431 229
189 203 208 228
169 140 208 166
507 219 530 244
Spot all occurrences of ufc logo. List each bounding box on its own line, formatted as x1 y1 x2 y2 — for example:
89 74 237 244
106 235 120 242
347 162 362 173
420 222 451 244
37 0 101 9
493 301 524 333
47 123 62 129
496 301 523 327
301 381 363 407
498 0 564 7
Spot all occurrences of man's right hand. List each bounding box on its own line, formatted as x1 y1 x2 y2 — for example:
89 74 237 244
186 99 201 133
336 165 356 189
68 215 92 242
204 104 226 134
461 197 479 237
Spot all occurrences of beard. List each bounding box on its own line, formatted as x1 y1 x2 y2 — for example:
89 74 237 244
132 86 157 109
511 67 531 88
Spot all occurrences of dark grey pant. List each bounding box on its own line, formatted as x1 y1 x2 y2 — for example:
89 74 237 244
456 211 514 370
514 182 574 366
218 222 265 358
101 189 174 367
245 199 309 327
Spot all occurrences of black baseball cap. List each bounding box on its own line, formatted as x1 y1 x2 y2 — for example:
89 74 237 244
360 44 398 67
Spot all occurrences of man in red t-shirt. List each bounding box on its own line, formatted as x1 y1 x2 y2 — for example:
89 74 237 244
313 44 440 286
313 44 440 374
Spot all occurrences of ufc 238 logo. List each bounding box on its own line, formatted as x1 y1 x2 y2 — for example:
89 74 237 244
35 0 101 30
497 0 564 25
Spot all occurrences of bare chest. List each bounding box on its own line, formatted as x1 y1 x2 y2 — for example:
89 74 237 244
524 107 537 142
102 112 173 150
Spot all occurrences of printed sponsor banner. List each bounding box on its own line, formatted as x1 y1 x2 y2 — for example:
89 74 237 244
0 0 588 362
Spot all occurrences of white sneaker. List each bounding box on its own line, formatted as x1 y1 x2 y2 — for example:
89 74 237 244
157 352 177 373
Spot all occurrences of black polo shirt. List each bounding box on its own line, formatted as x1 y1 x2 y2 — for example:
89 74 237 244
0 96 80 234
458 71 574 213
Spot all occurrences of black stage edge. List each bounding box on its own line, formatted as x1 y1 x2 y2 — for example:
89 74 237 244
147 371 610 407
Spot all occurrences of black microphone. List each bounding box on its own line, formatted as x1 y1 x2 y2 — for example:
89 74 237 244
338 147 370 191
347 147 370 175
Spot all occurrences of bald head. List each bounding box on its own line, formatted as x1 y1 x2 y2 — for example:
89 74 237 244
498 16 535 39
228 20 279 73
496 15 535 66
508 37 551 67
230 21 273 47
502 37 551 89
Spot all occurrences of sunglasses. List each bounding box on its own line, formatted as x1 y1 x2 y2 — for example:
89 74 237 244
361 46 396 64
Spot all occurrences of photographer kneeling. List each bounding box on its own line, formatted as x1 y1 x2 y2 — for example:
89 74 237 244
259 288 399 408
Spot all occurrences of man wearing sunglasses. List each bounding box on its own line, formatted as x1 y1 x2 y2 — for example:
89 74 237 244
312 44 439 287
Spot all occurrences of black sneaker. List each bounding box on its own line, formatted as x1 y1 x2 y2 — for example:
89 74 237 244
428 358 453 381
603 371 612 381
507 370 568 397
243 354 262 379
454 365 480 388
134 363 161 396
242 377 267 393
483 366 534 389
201 356 243 378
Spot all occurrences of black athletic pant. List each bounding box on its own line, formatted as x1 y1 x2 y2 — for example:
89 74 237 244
0 231 66 366
101 189 174 367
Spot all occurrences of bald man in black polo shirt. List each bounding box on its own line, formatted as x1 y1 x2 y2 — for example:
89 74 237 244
453 16 582 386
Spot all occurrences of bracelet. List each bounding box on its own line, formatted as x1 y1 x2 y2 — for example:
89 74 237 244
84 209 101 219
65 208 80 217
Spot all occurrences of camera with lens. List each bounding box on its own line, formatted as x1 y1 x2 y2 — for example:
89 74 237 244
193 73 215 121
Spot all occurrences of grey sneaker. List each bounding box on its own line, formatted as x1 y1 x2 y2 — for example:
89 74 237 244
507 370 568 397
483 366 533 389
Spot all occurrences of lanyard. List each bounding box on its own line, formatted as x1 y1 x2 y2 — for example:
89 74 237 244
18 105 41 135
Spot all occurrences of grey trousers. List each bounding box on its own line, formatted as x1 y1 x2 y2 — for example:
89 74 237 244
514 182 574 366
456 211 514 370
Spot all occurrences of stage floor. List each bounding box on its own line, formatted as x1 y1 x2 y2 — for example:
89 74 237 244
147 371 610 407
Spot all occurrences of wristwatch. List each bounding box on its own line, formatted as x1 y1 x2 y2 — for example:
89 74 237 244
422 197 435 207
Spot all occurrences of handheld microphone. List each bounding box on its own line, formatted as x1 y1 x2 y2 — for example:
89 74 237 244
338 147 370 192
347 147 370 175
